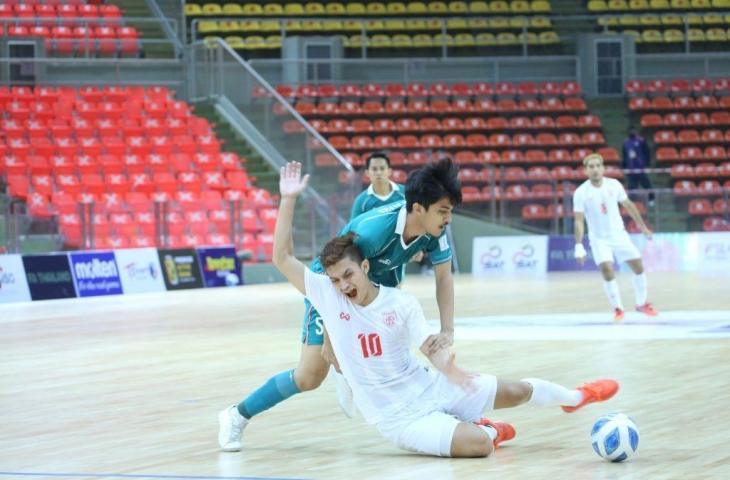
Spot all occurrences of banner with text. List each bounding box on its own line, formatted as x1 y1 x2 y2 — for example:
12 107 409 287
472 236 549 276
196 246 241 287
115 248 166 294
22 253 76 300
0 254 32 304
69 251 123 297
157 248 204 290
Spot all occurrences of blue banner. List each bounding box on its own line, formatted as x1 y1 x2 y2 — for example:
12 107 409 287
197 246 241 287
22 254 77 300
70 251 123 297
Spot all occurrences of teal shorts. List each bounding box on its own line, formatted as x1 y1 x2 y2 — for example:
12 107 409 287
300 297 324 345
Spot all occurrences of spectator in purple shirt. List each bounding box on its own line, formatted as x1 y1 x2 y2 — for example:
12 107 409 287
622 126 655 206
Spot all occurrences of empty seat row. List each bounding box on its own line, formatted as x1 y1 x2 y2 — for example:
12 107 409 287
626 77 730 95
688 197 730 215
656 145 730 162
640 111 730 128
629 95 730 111
0 3 121 21
588 0 730 12
673 179 730 194
613 28 730 44
653 129 730 144
669 162 730 177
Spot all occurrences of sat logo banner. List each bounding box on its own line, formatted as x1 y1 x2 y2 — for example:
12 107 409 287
472 236 548 276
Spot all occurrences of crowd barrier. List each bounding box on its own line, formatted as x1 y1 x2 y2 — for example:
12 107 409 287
0 245 240 304
472 231 730 276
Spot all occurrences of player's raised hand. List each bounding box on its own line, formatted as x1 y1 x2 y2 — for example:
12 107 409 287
279 161 310 198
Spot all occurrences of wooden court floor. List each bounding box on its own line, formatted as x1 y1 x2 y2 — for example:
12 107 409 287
1 272 729 480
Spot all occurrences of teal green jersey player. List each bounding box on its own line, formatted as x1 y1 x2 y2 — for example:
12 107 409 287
350 152 405 220
228 158 462 427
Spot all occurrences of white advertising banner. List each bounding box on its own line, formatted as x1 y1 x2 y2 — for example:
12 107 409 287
696 232 730 273
0 254 32 303
114 248 166 294
472 235 549 276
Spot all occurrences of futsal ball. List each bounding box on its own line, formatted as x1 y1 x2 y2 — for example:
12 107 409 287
590 413 639 462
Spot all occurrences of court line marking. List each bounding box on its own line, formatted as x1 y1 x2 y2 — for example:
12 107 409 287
0 473 309 480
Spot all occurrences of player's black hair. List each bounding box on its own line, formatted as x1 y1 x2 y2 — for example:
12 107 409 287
405 157 462 212
320 232 365 269
365 151 391 169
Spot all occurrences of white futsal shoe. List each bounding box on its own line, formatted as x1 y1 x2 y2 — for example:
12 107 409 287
218 405 249 452
331 366 357 418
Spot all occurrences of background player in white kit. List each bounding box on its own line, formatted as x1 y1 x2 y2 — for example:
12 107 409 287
217 161 620 458
573 153 659 322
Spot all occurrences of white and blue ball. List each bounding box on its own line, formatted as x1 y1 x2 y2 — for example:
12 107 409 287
590 413 639 462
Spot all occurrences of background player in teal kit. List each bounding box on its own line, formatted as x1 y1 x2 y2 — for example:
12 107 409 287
218 159 462 451
350 152 405 220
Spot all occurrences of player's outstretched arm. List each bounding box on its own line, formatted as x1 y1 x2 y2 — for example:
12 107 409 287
272 161 310 295
620 199 653 239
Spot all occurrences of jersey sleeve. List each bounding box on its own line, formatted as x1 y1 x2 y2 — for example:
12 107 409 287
573 187 585 213
349 191 365 220
404 294 432 348
304 268 338 320
425 231 452 265
614 179 629 202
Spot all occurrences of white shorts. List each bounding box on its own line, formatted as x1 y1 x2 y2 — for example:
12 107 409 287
590 233 641 266
375 373 498 457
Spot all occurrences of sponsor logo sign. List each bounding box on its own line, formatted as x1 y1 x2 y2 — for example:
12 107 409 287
69 251 123 297
157 248 204 290
22 253 77 300
0 254 32 303
196 246 241 287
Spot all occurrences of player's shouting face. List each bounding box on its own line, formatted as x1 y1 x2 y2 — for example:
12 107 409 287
325 256 373 306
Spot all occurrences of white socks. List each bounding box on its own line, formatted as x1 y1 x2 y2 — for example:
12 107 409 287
632 273 648 306
522 378 583 407
603 279 624 310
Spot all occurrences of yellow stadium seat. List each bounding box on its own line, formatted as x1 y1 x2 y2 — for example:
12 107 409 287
726 14 730 23
670 0 690 8
608 0 629 10
260 20 281 32
490 1 510 13
598 16 617 27
347 35 368 47
622 29 641 41
343 20 364 31
640 15 662 26
714 0 730 7
688 28 706 41
629 0 649 9
384 19 407 31
406 2 428 14
326 3 345 15
497 32 519 45
454 33 475 46
509 17 528 29
489 18 510 29
198 21 219 34
305 3 325 15
239 20 258 31
661 14 683 25
511 1 531 13
284 21 303 32
687 14 704 25
468 19 489 29
531 1 552 12
263 4 284 15
371 34 392 48
425 19 443 30
619 15 640 26
265 35 282 49
322 20 343 31
222 3 243 15
641 29 662 42
449 2 469 14
476 32 497 45
225 36 244 49
365 20 386 32
433 33 454 46
706 28 727 41
405 19 428 30
392 34 413 47
428 2 448 13
691 0 712 8
587 1 608 12
412 34 434 47
201 4 222 16
519 32 539 44
301 21 323 32
704 14 723 25
346 3 366 15
649 0 670 8
539 31 560 44
530 17 552 28
664 30 684 42
284 4 305 15
446 18 469 30
246 36 266 49
218 21 240 33
185 4 202 16
366 3 387 14
241 4 262 15
385 2 406 14
470 1 490 13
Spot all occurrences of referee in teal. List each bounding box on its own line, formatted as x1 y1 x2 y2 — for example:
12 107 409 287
218 158 462 451
350 152 405 220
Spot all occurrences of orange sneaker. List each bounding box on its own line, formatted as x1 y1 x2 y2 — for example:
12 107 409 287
636 303 658 316
477 418 516 448
561 379 619 413
614 308 625 322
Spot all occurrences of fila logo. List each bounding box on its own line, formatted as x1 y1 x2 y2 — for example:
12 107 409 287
339 312 351 321
378 258 392 265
